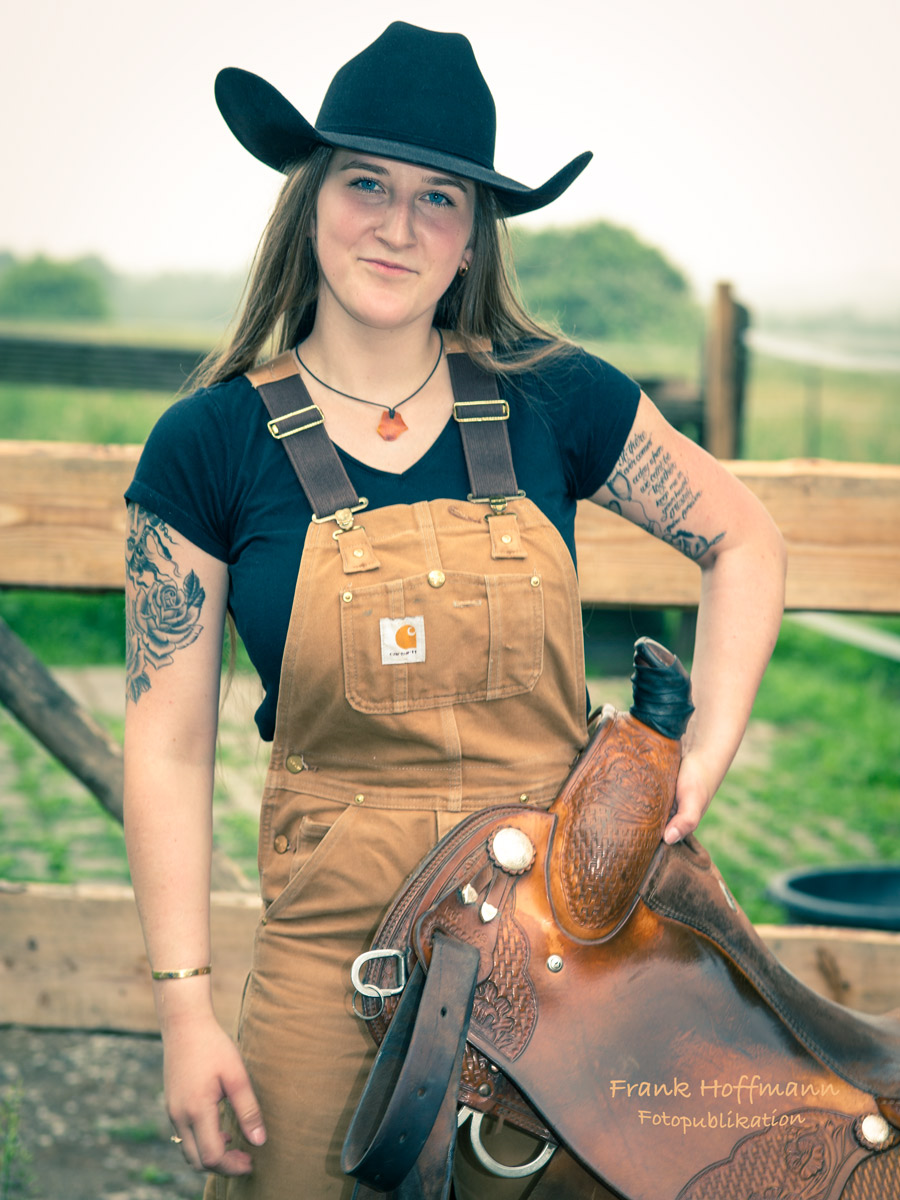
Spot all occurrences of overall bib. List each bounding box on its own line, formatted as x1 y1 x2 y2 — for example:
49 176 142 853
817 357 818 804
209 355 591 1199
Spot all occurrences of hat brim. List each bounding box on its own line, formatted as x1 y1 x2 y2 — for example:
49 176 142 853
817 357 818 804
215 67 591 217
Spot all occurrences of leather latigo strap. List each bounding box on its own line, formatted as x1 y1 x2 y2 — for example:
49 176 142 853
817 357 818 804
342 934 479 1200
346 640 900 1199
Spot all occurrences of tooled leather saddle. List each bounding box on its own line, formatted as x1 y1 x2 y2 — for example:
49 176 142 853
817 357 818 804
342 638 900 1200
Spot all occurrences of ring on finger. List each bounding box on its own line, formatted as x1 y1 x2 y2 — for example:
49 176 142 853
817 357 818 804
170 1135 183 1145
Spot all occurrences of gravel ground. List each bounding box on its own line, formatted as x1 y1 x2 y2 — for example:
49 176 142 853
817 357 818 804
0 1027 203 1200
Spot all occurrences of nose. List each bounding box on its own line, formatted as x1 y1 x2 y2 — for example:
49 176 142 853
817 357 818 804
375 196 416 249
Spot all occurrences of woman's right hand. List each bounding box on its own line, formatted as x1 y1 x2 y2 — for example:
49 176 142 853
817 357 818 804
163 1011 267 1175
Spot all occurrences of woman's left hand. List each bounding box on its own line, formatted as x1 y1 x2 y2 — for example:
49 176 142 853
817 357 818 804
664 750 715 845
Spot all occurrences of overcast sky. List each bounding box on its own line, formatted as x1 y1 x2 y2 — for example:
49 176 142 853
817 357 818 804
4 0 898 314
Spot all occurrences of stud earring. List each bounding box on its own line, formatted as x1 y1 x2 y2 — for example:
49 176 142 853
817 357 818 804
458 262 470 277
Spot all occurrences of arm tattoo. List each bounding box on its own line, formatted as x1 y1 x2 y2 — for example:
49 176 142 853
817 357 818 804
125 504 206 704
604 430 725 562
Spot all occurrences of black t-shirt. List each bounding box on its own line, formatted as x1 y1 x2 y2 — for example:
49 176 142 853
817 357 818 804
126 347 640 739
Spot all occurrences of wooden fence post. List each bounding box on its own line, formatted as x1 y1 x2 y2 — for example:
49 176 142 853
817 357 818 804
704 281 749 458
0 615 253 892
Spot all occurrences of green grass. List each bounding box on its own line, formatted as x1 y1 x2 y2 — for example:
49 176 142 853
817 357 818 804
0 1084 34 1199
699 618 900 921
0 591 126 665
0 381 171 445
742 354 900 462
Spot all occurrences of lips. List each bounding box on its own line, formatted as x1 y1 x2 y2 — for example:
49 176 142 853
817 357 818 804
361 258 416 275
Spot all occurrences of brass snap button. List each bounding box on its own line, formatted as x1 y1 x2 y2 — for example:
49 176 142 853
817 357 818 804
285 754 305 774
530 575 541 588
500 534 512 544
354 794 365 805
342 591 353 603
427 570 445 588
519 794 529 804
352 548 365 558
273 835 289 854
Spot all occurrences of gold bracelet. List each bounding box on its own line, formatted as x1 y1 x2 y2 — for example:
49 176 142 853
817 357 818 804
151 965 212 980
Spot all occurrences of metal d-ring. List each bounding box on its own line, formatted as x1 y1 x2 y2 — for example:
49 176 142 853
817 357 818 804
349 948 408 1021
351 991 385 1021
457 1106 556 1179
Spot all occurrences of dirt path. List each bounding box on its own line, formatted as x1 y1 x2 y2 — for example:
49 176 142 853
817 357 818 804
0 1027 201 1200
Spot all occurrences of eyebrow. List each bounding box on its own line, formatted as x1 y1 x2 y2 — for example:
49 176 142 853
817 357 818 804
338 158 469 192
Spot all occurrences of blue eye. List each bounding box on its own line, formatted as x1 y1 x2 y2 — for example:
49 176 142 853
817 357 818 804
350 177 382 193
425 191 453 207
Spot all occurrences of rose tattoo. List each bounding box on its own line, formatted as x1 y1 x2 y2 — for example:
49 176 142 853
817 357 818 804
125 505 206 703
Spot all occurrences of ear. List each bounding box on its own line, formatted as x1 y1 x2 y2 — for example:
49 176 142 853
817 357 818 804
461 248 473 270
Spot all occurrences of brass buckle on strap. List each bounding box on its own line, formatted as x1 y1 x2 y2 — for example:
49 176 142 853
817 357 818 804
453 399 510 423
311 498 369 532
266 403 325 439
467 491 526 515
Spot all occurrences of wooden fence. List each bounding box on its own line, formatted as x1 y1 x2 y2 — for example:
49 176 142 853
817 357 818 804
1 287 899 1033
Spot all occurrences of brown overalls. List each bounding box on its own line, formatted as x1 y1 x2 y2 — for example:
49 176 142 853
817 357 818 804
209 355 591 1199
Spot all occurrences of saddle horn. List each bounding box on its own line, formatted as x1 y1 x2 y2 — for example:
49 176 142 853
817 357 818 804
548 637 692 942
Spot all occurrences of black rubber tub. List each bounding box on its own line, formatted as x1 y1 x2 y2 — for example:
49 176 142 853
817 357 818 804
768 864 900 931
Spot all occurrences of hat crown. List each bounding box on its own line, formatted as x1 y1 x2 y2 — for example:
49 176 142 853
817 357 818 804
316 22 497 171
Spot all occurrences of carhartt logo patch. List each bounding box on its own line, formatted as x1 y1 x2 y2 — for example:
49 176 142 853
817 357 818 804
380 616 426 664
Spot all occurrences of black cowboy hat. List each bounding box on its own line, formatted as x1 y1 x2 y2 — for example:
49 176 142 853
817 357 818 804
215 21 591 217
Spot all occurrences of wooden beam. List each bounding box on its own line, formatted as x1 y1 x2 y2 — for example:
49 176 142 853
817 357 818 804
0 614 125 821
0 615 252 892
0 882 260 1033
576 458 900 612
1 882 897 1033
1 442 899 610
0 440 138 589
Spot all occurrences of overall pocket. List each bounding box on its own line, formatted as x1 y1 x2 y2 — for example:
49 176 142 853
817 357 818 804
260 793 352 915
340 570 544 714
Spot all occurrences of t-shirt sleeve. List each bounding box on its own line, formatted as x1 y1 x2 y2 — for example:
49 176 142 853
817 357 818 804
124 387 233 562
545 351 641 498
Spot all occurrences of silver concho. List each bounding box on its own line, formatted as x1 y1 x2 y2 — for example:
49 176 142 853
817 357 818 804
489 827 536 875
855 1112 895 1150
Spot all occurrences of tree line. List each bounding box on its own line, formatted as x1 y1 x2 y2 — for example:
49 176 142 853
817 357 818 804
0 222 701 343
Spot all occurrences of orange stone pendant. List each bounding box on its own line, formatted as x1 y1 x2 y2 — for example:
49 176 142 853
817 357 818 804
377 410 408 441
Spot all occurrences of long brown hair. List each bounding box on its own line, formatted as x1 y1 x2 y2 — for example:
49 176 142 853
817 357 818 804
189 147 570 391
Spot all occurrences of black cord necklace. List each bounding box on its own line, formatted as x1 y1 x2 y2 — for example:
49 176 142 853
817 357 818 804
294 329 444 442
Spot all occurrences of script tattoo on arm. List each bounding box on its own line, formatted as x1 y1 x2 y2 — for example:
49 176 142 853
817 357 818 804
125 503 206 704
603 429 725 561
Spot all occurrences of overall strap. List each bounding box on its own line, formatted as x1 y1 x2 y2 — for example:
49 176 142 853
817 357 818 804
248 348 521 521
447 354 520 503
249 352 363 527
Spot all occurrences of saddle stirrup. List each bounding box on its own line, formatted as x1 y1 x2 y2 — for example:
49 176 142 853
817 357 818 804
457 1106 556 1179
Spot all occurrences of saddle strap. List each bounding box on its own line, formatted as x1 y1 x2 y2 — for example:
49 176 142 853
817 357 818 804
343 932 481 1198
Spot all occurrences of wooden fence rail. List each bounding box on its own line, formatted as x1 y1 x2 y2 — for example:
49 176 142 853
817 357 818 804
1 882 897 1031
2 441 898 611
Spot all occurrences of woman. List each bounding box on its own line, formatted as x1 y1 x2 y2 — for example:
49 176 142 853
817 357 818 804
123 21 786 1200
